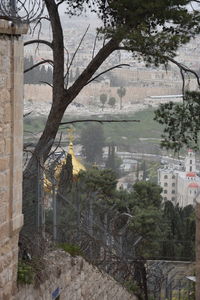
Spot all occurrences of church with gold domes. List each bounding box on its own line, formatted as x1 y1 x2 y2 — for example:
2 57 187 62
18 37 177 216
44 128 86 193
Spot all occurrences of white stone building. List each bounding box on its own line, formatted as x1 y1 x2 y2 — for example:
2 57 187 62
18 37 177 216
158 150 200 207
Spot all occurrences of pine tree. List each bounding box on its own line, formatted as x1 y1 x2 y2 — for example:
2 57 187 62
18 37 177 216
80 123 105 163
100 93 107 111
117 87 126 110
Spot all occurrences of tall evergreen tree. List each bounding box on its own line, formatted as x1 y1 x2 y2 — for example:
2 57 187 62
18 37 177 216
100 93 107 111
80 123 105 163
117 87 126 110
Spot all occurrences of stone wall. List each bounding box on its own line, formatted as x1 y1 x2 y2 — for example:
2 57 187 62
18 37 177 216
15 250 137 300
0 20 27 300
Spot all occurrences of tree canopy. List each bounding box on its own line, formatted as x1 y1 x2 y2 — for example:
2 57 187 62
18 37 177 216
65 0 200 65
154 91 200 151
80 123 105 163
23 0 200 233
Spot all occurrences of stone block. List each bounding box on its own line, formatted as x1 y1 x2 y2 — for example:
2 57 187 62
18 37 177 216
0 140 5 154
12 197 22 216
0 157 10 172
10 214 24 234
0 266 12 288
0 56 10 75
0 226 10 247
1 281 13 300
0 171 10 188
4 103 11 123
0 204 9 224
0 252 12 274
5 138 11 153
3 123 11 138
0 188 9 205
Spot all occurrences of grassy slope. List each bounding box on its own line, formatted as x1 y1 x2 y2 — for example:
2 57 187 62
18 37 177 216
24 108 164 153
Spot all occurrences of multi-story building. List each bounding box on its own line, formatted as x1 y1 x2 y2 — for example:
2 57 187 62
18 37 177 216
158 150 200 207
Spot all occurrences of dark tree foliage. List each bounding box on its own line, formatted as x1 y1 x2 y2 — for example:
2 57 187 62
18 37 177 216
154 91 200 151
80 123 105 163
108 96 116 107
23 0 200 235
65 0 200 65
24 0 200 170
24 56 53 85
161 201 195 260
79 167 117 198
133 181 162 208
100 93 107 111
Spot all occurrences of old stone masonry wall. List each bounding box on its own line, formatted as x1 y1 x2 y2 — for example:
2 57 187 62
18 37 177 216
0 20 27 300
15 250 137 300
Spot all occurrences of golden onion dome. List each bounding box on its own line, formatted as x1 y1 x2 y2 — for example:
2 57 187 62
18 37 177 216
54 142 86 180
68 142 86 175
44 129 85 194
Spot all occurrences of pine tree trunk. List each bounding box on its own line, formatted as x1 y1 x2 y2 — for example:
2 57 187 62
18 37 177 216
22 0 120 232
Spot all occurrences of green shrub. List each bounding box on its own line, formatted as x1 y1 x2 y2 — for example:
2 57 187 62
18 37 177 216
17 262 35 284
57 243 82 257
124 280 140 294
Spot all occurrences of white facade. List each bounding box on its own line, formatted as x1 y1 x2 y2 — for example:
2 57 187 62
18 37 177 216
158 150 200 207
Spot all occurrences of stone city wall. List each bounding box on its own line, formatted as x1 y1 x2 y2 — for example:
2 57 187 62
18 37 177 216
15 250 137 300
0 20 27 300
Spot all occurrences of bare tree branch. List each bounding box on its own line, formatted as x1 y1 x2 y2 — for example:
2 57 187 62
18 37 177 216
24 39 53 49
64 47 70 88
60 119 140 125
23 111 32 118
66 25 90 78
39 81 53 88
24 59 54 73
166 56 200 87
86 64 130 85
56 0 65 7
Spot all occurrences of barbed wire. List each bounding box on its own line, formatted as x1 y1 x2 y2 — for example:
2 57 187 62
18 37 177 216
0 0 44 23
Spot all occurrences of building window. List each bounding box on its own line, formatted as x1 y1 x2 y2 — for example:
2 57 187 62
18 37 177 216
164 182 168 187
172 190 175 194
164 197 167 201
164 190 167 194
172 183 175 187
172 175 175 179
190 166 192 171
172 197 175 201
164 175 168 179
190 160 192 164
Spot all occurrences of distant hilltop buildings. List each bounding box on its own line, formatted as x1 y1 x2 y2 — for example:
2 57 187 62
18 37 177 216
158 149 200 207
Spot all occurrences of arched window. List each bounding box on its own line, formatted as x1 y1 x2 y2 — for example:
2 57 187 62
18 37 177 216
164 182 168 187
172 183 175 187
172 190 175 194
164 175 168 179
172 175 175 179
172 197 175 201
164 190 167 194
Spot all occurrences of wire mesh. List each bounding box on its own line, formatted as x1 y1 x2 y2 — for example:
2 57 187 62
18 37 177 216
21 144 195 298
